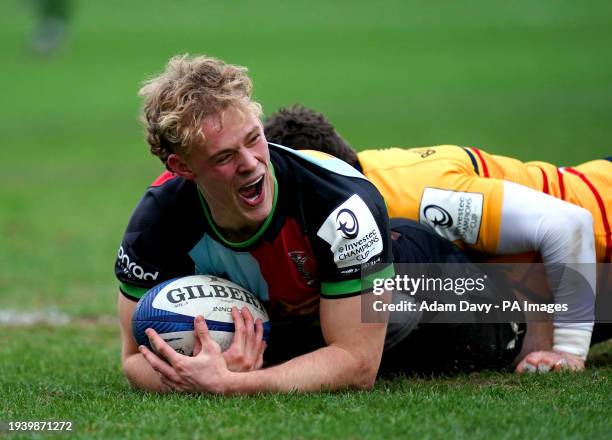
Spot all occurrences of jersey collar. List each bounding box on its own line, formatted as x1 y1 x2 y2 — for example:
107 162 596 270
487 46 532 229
197 163 279 248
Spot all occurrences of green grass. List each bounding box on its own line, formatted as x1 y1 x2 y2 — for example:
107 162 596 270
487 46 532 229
1 326 611 439
1 0 611 438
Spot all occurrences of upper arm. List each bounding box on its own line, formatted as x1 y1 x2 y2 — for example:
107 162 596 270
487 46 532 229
117 292 139 362
498 181 595 262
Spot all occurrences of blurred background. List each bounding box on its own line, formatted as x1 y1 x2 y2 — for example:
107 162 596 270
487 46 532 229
1 0 611 318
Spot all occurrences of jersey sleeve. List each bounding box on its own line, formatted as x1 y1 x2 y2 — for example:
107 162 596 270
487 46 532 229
417 169 505 255
359 146 506 255
315 190 395 298
270 144 395 299
115 181 199 301
285 157 395 298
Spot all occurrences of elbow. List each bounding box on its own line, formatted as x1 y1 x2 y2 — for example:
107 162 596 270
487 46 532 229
358 376 377 391
356 370 378 391
566 207 595 262
121 353 150 392
352 356 380 390
121 357 139 389
542 206 595 263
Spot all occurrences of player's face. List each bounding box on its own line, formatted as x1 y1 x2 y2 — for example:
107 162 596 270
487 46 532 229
187 105 273 241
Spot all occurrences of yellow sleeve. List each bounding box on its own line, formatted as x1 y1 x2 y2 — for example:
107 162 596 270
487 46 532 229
359 146 505 254
416 172 504 254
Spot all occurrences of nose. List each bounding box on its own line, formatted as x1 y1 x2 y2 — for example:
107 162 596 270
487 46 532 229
237 146 259 173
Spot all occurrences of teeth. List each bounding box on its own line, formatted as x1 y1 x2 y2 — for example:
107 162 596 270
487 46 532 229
239 175 264 203
242 176 263 190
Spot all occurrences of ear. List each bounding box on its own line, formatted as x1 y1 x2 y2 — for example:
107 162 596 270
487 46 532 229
167 153 196 180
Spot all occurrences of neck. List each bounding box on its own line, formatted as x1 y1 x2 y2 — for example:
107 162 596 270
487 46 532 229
217 223 261 243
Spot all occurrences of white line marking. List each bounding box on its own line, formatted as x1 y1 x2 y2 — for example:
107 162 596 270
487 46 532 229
0 309 116 327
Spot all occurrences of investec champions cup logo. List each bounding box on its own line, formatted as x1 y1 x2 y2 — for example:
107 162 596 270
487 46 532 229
336 208 359 239
317 195 383 269
422 205 453 228
419 188 483 245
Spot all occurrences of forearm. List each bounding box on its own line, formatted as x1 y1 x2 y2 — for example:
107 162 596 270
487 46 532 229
225 341 382 395
498 181 596 358
122 353 170 393
138 297 387 395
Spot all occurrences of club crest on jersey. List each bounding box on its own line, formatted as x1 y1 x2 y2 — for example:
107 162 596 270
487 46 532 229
317 194 383 269
419 188 483 244
288 251 316 287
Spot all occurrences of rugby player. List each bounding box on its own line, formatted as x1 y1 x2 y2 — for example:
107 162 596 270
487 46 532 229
116 55 525 394
264 105 612 372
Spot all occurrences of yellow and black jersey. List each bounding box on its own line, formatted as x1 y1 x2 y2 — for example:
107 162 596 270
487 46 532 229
354 145 611 262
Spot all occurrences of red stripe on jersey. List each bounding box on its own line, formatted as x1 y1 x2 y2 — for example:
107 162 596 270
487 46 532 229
251 217 320 316
537 166 550 195
152 171 177 187
471 148 490 177
556 168 566 200
564 167 611 263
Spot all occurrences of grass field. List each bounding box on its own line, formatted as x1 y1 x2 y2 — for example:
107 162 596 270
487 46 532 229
1 0 611 438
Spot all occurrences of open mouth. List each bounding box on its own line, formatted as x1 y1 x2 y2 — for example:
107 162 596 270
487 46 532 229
238 175 265 205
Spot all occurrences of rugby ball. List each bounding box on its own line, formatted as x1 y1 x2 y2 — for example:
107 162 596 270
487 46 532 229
132 275 270 355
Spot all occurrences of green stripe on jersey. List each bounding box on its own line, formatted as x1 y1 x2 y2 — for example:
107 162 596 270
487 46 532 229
120 282 149 299
321 264 395 296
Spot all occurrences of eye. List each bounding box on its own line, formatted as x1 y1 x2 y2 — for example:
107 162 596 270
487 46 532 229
249 133 261 145
216 153 233 164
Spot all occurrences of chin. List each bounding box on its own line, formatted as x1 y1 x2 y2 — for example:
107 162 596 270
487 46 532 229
248 203 272 224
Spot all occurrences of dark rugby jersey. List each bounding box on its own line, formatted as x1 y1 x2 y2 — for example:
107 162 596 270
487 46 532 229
115 143 394 321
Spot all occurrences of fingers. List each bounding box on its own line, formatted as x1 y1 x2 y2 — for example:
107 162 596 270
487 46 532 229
516 351 553 374
256 340 266 370
222 307 265 372
552 357 570 372
160 374 185 392
243 307 255 341
254 317 265 363
230 307 246 352
254 316 263 346
140 320 231 394
145 328 182 365
242 307 258 359
516 350 585 374
139 344 184 384
552 351 584 372
194 315 221 354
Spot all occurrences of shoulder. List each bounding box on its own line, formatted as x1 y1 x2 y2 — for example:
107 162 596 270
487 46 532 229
116 174 203 291
269 143 383 208
269 145 394 296
126 173 199 232
270 143 368 181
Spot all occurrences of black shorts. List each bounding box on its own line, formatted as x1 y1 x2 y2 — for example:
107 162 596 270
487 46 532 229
381 219 525 376
379 321 524 376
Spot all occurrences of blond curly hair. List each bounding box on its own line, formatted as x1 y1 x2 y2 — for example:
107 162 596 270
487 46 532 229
139 54 263 168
